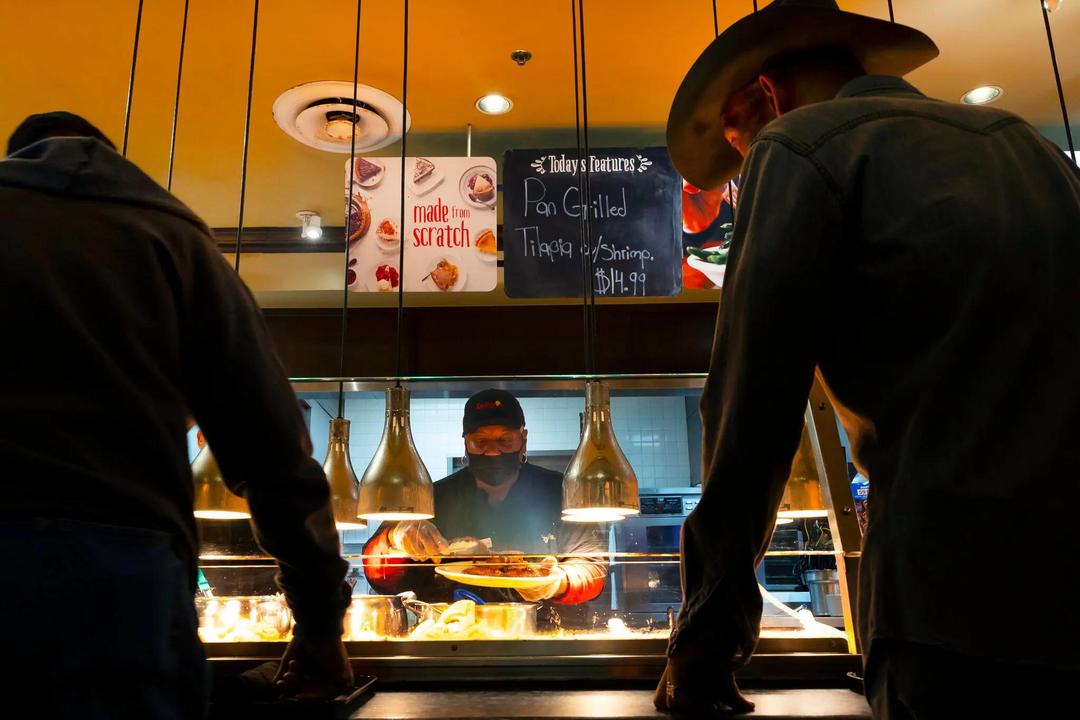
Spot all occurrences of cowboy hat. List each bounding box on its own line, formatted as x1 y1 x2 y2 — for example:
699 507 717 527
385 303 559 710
667 0 938 190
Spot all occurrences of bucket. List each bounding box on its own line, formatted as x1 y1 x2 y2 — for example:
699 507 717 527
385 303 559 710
803 569 840 616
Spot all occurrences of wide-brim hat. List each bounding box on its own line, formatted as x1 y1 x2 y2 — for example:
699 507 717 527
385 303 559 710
667 0 938 190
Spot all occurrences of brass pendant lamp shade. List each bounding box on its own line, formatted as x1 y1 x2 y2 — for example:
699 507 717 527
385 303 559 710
776 424 828 520
192 443 251 520
357 386 434 522
323 417 366 530
562 382 640 523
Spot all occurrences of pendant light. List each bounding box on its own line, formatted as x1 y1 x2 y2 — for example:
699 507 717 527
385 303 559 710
192 0 260 519
358 386 434 521
562 382 640 523
775 424 827 521
193 437 250 520
322 0 367 531
356 0 434 523
324 417 365 530
561 0 639 523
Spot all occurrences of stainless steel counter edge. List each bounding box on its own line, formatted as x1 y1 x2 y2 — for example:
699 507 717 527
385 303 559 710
345 688 871 719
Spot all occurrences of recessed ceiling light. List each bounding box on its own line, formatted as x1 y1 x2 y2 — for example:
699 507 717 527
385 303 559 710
476 94 512 115
961 85 1003 105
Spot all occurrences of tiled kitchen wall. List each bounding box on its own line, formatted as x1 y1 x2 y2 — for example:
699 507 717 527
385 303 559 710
305 393 694 490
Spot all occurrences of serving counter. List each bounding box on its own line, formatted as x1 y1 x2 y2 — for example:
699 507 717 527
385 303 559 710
195 374 864 690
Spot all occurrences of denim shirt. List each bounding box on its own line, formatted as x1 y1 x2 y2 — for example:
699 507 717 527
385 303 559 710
677 75 1080 670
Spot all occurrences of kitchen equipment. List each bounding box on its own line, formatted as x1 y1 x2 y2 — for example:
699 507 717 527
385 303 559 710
611 487 700 622
344 592 415 639
196 595 293 643
404 592 538 637
803 569 841 616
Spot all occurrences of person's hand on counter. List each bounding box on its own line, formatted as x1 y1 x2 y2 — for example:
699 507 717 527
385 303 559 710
388 520 450 562
274 635 353 701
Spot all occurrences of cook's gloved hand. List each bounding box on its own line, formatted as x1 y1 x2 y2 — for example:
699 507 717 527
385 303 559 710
387 520 450 562
515 556 568 602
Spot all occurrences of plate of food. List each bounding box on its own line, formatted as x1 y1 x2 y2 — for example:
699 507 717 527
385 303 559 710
421 254 466 292
474 228 497 263
374 218 400 254
348 194 372 244
351 157 385 188
362 262 401 293
686 246 727 287
434 557 557 589
459 165 496 209
410 157 443 196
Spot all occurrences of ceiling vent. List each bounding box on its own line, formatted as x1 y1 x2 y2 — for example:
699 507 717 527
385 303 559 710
272 81 411 153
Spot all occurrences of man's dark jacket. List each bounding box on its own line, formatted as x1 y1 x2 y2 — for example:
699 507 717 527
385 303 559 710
676 76 1080 672
0 138 348 638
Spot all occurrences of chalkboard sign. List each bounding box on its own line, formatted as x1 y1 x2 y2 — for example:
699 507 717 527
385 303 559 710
502 147 682 298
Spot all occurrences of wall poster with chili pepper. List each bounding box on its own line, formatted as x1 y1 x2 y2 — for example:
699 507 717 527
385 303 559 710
681 176 738 291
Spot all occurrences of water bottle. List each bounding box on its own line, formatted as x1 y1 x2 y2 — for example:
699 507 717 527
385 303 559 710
850 473 870 536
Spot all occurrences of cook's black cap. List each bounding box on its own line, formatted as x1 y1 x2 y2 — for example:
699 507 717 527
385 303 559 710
7 111 115 156
462 389 525 436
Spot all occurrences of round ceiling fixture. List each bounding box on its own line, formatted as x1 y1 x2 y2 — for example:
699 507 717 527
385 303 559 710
273 81 411 153
476 93 512 115
961 85 1003 105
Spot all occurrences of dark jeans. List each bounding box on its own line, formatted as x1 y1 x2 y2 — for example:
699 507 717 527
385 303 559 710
0 518 208 719
866 639 1080 720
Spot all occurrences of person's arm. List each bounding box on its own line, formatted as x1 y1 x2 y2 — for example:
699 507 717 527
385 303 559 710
362 523 410 593
178 234 350 644
517 520 608 604
554 520 608 605
671 137 842 668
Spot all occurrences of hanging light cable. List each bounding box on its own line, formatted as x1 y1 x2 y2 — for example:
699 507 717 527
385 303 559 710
1039 0 1076 159
233 0 259 273
121 0 144 157
166 0 190 192
357 0 434 523
562 0 639 524
193 0 261 521
323 0 367 531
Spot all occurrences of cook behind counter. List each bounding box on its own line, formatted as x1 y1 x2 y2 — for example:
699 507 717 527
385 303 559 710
362 463 608 605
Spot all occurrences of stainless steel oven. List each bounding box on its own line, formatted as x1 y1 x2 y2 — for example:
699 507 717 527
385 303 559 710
610 487 700 623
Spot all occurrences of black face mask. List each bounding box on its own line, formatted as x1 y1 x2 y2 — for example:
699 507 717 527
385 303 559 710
467 451 523 486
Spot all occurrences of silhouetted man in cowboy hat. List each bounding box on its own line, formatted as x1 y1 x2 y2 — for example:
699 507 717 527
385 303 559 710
662 0 1080 716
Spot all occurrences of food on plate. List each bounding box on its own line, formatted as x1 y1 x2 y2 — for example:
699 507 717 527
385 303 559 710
463 556 548 578
346 257 359 287
353 157 383 185
376 218 400 247
468 171 495 202
196 596 292 643
410 599 485 640
348 195 371 242
447 537 493 555
424 258 459 291
414 157 435 184
374 264 399 292
686 245 728 265
475 229 497 256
